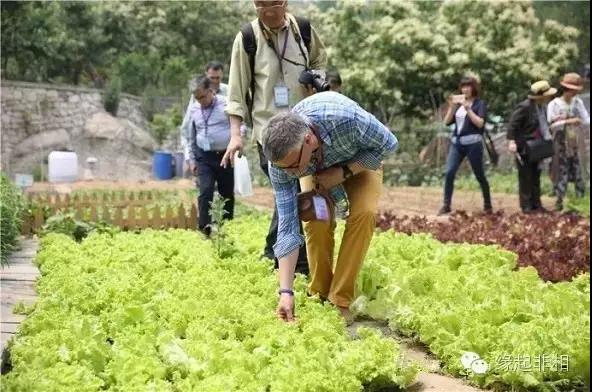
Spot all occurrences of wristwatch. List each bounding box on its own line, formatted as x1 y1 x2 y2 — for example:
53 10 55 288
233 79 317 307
278 289 294 296
342 164 354 180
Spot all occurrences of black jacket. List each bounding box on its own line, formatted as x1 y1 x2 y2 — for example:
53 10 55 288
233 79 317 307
505 99 547 148
446 98 487 137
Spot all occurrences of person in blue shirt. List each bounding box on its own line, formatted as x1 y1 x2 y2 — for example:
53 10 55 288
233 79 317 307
188 76 234 236
439 76 492 215
261 92 398 324
180 61 229 174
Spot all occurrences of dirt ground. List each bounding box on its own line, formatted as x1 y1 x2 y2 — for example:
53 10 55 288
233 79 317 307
28 178 553 217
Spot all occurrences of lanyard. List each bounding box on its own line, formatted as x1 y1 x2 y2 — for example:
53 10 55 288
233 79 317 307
260 20 290 77
200 97 216 135
310 124 325 189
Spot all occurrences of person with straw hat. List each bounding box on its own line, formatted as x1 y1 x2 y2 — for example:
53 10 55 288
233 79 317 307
506 80 557 213
547 72 590 211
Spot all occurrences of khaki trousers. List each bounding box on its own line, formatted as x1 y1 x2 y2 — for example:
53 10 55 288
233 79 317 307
300 169 382 308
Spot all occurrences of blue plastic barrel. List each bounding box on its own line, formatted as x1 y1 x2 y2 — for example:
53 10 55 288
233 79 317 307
153 151 173 180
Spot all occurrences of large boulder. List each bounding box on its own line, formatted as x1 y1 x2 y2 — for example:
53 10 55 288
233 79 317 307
82 112 156 152
73 113 157 180
10 113 158 181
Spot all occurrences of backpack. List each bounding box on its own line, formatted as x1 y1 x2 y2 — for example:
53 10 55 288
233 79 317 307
240 16 312 125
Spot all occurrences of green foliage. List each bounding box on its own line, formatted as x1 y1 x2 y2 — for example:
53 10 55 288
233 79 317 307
533 1 590 67
149 106 183 148
355 231 590 391
1 1 254 95
208 194 235 258
312 0 580 122
1 226 418 390
115 53 159 96
40 212 119 242
0 173 25 264
141 85 160 122
159 56 191 97
12 301 34 316
566 194 590 217
102 76 121 116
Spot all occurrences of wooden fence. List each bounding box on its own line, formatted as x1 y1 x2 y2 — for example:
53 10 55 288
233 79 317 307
21 191 198 234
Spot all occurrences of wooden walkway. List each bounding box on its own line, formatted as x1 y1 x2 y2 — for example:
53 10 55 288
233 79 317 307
0 237 40 353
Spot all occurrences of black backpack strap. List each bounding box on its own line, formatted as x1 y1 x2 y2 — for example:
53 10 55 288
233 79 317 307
241 21 257 125
294 16 311 54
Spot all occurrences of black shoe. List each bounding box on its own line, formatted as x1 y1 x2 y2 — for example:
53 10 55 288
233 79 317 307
437 205 451 216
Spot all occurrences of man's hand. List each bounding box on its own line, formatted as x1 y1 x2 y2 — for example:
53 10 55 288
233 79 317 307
316 166 344 189
508 140 517 153
277 294 295 322
221 135 243 168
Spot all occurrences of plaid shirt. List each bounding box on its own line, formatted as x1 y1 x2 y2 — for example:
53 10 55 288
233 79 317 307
269 92 398 259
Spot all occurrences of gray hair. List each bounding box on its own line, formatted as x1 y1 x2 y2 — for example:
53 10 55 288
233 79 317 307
191 75 211 94
262 112 308 162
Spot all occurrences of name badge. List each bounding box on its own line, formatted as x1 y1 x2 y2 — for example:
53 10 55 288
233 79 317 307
312 195 330 221
274 85 289 108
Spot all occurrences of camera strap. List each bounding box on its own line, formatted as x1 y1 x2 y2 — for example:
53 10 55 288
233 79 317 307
259 19 290 76
241 16 312 124
309 123 325 190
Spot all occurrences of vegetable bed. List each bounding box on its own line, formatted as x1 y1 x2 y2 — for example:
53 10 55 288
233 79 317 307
377 211 590 282
355 229 590 391
3 213 588 391
2 224 416 391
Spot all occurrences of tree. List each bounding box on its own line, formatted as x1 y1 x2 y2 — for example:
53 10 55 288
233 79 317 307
311 0 579 123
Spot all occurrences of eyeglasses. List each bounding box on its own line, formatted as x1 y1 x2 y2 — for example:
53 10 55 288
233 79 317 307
275 143 305 171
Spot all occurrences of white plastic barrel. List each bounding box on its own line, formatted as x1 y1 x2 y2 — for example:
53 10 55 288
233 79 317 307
48 151 78 183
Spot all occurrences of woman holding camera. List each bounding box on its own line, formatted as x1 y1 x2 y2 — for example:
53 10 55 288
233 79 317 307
438 76 491 215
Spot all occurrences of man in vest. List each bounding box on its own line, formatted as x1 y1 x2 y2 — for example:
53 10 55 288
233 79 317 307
222 0 327 275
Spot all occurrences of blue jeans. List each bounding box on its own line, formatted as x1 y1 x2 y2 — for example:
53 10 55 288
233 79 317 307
443 141 491 209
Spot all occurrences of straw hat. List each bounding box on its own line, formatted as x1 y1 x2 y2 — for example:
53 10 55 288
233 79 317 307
560 72 584 91
528 80 557 100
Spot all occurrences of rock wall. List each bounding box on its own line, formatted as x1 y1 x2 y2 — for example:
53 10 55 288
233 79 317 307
1 80 158 180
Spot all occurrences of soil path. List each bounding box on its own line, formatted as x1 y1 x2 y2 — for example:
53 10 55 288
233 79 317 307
28 179 554 217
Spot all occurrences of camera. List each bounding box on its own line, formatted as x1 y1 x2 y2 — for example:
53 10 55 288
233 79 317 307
298 69 330 92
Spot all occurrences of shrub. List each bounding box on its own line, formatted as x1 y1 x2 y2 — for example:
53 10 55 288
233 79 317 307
0 173 25 264
40 212 119 242
149 107 182 148
103 76 121 116
140 85 159 122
